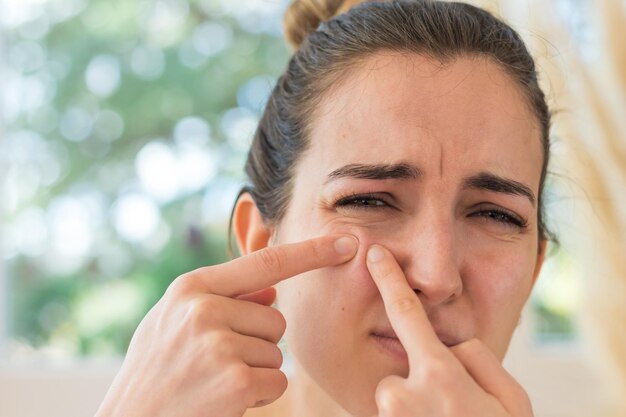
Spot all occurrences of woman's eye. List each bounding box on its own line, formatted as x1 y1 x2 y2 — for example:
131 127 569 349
470 207 528 230
334 194 390 210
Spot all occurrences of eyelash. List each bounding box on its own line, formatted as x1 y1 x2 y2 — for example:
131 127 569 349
333 193 528 230
470 206 528 230
334 193 392 210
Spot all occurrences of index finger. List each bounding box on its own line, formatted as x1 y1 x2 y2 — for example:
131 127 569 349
365 244 443 362
197 234 358 297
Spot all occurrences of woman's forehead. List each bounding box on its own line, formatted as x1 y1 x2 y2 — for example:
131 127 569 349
303 53 543 189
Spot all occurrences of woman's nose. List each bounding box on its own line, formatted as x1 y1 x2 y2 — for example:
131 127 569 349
397 215 463 307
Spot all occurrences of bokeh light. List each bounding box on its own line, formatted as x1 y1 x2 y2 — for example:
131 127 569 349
0 0 291 359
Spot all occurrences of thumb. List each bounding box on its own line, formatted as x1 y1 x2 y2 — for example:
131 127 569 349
237 287 277 306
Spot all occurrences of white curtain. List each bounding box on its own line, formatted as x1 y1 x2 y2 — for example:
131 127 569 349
476 0 626 415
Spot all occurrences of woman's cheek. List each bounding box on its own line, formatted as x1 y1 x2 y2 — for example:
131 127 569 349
274 226 387 358
275 223 385 317
321 223 400 296
466 246 536 357
470 243 535 301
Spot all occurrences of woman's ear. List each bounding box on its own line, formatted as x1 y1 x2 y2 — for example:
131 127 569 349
233 192 271 256
531 239 548 286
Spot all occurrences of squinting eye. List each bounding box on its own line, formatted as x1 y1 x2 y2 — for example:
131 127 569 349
334 193 390 210
470 207 528 230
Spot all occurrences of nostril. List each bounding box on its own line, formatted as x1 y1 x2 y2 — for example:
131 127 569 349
409 275 463 306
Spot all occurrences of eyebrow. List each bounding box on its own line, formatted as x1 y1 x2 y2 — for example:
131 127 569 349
463 172 536 206
325 163 422 183
324 163 535 206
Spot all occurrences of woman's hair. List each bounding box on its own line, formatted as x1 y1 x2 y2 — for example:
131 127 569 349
238 0 553 242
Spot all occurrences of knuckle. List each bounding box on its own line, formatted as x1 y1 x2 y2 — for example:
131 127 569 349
420 358 454 385
252 370 287 407
167 266 214 296
512 382 532 408
270 345 284 368
167 272 196 297
202 330 240 363
451 337 484 358
205 329 233 349
388 296 419 315
518 387 531 404
226 364 254 394
501 379 533 416
308 238 326 262
373 261 394 280
185 297 220 328
375 377 406 413
263 310 287 344
256 248 285 275
519 387 533 416
381 265 398 281
270 309 287 336
458 337 482 350
273 370 288 395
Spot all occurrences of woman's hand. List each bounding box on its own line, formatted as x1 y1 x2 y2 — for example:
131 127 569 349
94 234 358 417
365 244 534 417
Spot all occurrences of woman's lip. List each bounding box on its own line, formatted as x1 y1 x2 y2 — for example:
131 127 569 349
372 329 399 339
371 333 408 361
371 329 459 348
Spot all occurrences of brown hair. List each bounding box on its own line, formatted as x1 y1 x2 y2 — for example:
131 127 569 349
236 0 553 247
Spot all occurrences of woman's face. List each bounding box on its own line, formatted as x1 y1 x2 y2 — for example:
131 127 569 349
272 53 544 416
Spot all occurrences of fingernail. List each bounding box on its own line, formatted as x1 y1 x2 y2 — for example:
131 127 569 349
334 236 358 256
367 245 385 263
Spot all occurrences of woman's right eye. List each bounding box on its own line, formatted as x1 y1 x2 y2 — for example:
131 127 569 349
334 193 390 211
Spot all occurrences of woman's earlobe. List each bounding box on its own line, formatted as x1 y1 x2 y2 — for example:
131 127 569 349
232 192 271 256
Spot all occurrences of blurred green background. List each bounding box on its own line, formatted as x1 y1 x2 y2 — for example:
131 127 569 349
0 0 579 360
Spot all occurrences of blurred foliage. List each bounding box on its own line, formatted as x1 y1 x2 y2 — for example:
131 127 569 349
2 0 290 357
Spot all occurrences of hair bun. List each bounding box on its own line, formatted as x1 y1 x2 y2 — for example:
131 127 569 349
283 0 366 51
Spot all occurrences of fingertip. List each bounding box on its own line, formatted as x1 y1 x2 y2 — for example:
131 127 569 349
366 245 395 285
334 235 359 258
366 244 386 263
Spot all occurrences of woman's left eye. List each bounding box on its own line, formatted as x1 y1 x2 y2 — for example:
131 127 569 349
334 193 390 210
470 206 528 230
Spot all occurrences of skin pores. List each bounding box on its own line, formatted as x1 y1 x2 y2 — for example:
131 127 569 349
271 53 544 417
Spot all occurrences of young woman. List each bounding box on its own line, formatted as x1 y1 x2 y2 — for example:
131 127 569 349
95 1 553 416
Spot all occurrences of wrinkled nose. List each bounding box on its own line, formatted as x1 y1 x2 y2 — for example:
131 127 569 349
398 213 463 307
